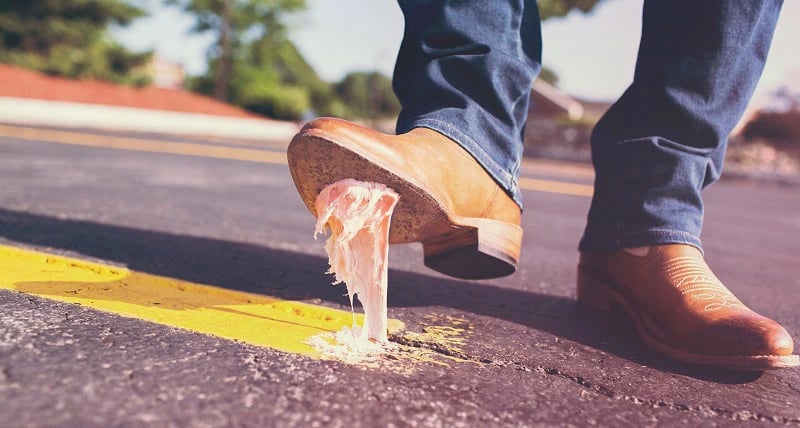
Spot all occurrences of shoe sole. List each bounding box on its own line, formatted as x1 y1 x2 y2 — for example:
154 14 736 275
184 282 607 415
577 267 800 371
287 128 522 280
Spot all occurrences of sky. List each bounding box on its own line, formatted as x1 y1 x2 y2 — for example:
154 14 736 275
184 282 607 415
114 0 800 103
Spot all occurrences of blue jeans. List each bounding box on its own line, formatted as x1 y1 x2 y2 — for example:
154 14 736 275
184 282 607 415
393 0 782 253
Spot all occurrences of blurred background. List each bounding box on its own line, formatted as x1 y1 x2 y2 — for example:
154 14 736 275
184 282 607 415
1 0 799 175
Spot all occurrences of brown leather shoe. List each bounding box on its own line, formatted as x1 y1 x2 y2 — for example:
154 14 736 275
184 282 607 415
287 117 522 279
578 244 799 370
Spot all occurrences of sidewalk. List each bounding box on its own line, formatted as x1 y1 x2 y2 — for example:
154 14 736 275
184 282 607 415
0 65 299 142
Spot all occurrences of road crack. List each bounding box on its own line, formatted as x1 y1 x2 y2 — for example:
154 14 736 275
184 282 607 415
389 334 491 364
390 332 800 425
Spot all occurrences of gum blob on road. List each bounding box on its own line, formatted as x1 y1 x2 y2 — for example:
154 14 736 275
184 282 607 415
311 179 399 357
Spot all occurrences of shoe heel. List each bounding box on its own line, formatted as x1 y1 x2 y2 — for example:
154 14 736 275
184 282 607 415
577 268 617 314
422 218 522 280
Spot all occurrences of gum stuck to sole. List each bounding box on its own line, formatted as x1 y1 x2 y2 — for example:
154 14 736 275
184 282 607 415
288 130 522 280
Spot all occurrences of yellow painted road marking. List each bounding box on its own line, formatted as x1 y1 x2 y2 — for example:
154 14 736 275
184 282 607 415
518 177 593 197
521 158 595 179
0 245 403 357
0 124 593 197
0 124 287 164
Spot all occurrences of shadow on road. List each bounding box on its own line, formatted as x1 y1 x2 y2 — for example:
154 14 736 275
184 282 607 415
0 208 761 383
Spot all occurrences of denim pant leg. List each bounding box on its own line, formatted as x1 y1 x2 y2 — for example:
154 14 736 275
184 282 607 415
393 0 542 208
579 0 783 253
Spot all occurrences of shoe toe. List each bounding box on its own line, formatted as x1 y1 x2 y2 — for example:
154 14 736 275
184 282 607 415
765 324 795 356
707 314 795 357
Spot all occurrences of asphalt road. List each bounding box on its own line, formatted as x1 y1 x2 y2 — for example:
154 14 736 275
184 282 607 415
1 124 799 427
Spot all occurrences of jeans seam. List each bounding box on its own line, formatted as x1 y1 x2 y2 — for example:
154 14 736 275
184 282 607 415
616 135 717 156
617 229 703 253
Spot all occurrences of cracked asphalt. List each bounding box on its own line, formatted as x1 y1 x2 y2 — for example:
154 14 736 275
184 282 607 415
1 124 799 427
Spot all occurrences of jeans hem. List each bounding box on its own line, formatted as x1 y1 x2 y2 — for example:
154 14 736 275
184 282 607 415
579 229 703 254
396 117 523 208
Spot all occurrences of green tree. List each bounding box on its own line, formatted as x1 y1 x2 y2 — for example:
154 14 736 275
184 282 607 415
179 0 603 120
538 66 559 87
0 0 152 85
245 33 345 118
186 31 342 120
229 36 315 119
538 0 604 20
335 72 400 120
167 0 305 100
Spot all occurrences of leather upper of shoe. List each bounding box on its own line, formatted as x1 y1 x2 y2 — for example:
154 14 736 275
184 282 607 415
300 117 521 226
580 244 795 357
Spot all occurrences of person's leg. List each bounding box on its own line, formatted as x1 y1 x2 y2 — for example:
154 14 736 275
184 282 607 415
578 0 797 370
288 0 541 279
580 0 782 252
393 0 542 208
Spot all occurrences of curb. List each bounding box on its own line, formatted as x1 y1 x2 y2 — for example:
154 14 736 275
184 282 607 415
0 97 300 142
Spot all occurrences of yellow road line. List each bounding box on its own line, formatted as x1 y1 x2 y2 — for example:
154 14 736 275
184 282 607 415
0 124 287 164
0 244 403 357
518 177 593 197
521 158 595 179
0 124 593 197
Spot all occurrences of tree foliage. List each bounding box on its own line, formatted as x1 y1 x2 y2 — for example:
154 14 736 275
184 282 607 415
0 0 152 85
538 0 604 20
335 72 400 120
168 0 305 100
176 0 369 120
180 0 602 120
186 30 346 120
538 66 559 87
